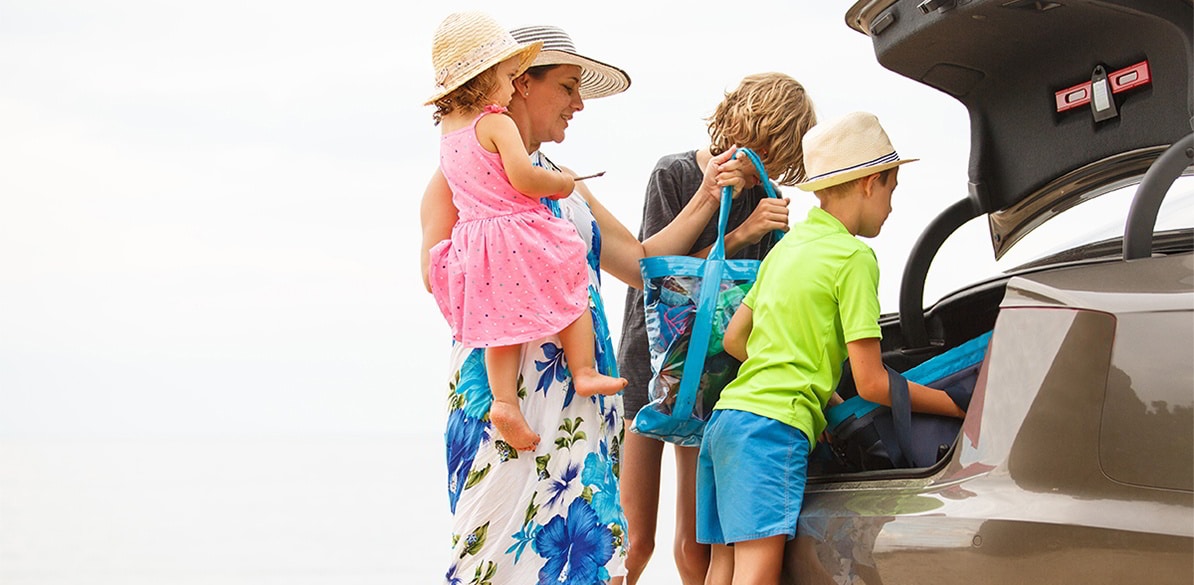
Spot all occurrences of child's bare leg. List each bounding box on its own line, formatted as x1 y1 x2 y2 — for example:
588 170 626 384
485 345 539 451
705 543 734 585
558 309 627 397
730 535 785 584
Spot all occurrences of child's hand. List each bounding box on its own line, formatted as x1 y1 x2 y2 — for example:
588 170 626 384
700 146 749 203
738 196 790 243
819 393 845 444
702 147 762 203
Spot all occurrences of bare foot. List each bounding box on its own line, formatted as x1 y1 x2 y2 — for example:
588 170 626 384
490 399 539 451
573 367 628 397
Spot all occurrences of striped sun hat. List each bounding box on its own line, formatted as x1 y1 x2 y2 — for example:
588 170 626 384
796 111 918 192
509 25 630 100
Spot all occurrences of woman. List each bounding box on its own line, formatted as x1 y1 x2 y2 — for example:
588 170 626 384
419 25 766 584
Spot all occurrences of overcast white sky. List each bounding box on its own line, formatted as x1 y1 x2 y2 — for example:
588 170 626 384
0 1 1002 439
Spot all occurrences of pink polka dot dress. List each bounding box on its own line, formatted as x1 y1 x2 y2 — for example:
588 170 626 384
429 106 589 348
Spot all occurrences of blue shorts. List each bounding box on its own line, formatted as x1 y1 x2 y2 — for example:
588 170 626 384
696 409 810 545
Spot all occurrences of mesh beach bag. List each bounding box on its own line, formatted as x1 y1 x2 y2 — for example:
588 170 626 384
631 148 784 446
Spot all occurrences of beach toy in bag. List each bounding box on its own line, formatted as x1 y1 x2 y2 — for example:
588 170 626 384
631 148 784 446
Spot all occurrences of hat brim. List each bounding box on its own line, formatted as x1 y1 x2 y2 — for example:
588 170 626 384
425 41 543 105
531 50 630 99
796 158 919 192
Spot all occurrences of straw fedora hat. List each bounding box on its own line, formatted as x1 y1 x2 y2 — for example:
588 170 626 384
510 25 630 99
426 12 543 105
796 111 918 192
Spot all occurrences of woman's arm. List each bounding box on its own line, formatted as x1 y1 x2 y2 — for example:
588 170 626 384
846 337 965 418
420 168 458 292
578 181 656 287
581 148 746 287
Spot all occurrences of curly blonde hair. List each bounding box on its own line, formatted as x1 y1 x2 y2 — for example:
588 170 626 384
431 67 500 125
707 73 817 186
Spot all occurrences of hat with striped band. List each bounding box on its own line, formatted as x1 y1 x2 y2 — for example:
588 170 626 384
796 111 918 192
426 12 542 105
510 25 630 99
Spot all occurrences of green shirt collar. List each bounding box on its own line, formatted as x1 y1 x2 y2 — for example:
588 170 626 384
806 206 850 236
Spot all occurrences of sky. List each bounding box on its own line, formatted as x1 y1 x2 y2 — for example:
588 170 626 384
0 0 1005 439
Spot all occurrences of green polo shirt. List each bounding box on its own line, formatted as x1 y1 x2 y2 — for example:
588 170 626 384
714 206 882 442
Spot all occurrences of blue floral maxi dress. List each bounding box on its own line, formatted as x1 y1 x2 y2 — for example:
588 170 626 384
443 151 628 585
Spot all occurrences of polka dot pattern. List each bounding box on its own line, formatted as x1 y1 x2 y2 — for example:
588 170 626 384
429 109 588 348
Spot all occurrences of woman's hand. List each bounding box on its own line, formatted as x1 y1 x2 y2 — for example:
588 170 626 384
421 169 458 292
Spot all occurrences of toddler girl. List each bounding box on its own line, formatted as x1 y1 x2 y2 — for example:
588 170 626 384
425 12 626 452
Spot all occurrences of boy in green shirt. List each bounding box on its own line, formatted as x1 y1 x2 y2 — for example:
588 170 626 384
696 112 965 584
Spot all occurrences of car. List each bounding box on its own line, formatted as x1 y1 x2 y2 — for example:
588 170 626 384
784 0 1194 583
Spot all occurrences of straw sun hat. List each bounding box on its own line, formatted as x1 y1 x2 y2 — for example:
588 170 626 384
510 26 631 100
426 12 543 105
796 112 918 192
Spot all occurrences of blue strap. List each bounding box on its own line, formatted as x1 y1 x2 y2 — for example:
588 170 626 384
902 331 991 385
668 147 781 422
825 394 881 430
670 250 726 419
886 366 915 468
708 148 785 260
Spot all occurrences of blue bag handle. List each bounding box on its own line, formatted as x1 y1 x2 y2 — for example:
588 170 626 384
669 147 783 423
707 147 785 260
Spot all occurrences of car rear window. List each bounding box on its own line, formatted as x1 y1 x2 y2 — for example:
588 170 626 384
925 174 1194 308
997 174 1194 270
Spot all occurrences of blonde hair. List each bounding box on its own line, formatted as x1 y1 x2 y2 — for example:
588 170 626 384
707 73 817 186
431 66 500 125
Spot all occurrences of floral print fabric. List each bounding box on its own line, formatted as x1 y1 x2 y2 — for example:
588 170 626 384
443 152 627 584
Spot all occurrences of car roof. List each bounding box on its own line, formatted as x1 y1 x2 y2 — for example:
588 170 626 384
845 0 1193 256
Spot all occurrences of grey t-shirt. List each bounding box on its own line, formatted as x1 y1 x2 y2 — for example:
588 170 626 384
617 150 780 420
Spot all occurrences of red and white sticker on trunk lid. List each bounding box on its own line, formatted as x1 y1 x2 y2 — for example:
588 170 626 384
1055 61 1152 114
